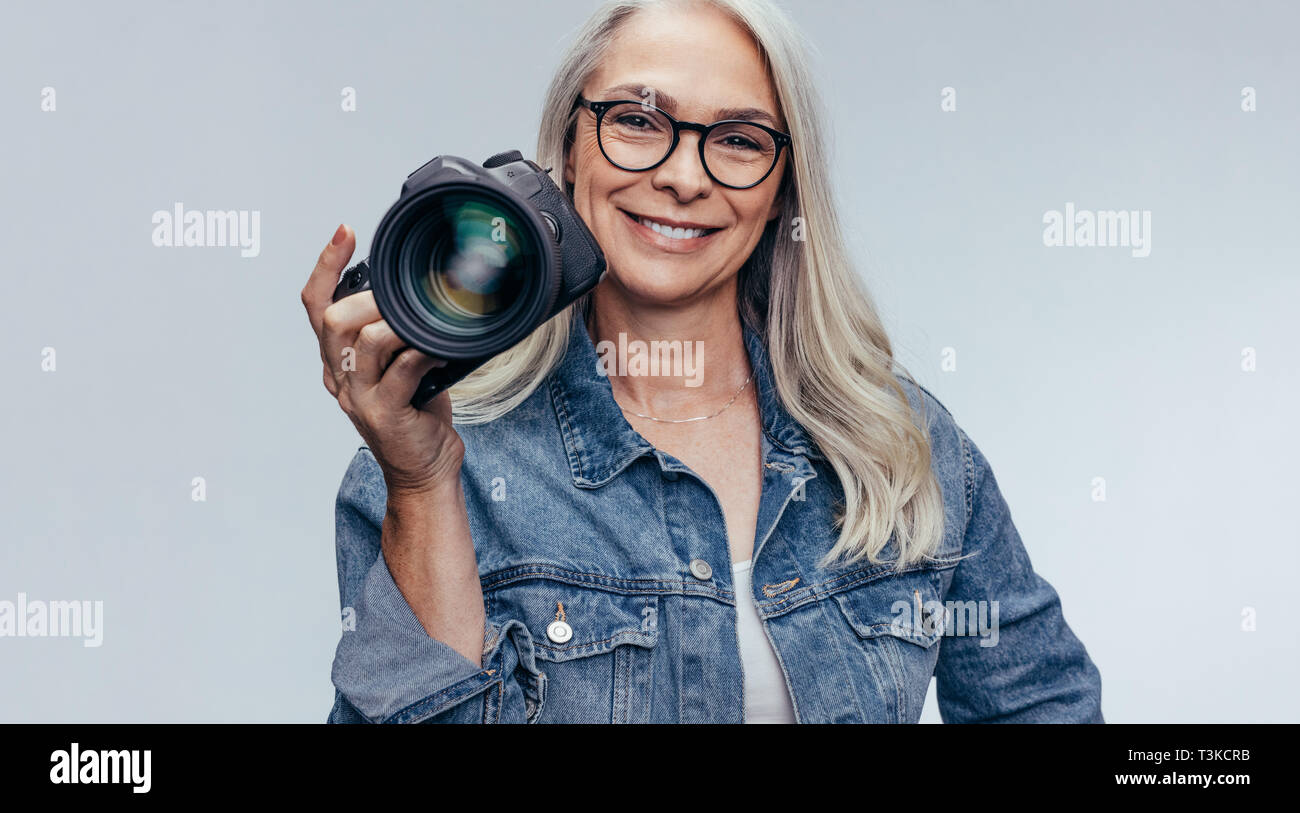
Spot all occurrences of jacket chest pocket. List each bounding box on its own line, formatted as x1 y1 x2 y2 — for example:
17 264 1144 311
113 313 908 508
485 579 660 724
830 568 948 723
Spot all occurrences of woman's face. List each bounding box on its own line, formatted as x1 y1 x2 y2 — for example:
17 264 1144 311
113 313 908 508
564 3 787 308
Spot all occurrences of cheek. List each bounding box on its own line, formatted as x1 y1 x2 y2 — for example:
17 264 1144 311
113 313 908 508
571 132 606 184
731 197 778 243
577 166 637 254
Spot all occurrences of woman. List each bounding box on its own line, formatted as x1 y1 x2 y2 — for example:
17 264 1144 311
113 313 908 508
301 0 1103 723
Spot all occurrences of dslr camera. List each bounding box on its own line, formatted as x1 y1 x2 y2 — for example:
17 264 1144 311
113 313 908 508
332 149 606 408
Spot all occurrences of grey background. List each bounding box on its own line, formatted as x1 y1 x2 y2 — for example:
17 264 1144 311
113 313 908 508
1 0 1295 722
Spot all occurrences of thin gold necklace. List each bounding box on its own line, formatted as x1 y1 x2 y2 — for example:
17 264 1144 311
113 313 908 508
617 371 755 424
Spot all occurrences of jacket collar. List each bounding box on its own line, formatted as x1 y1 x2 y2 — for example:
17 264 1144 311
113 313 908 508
547 311 819 489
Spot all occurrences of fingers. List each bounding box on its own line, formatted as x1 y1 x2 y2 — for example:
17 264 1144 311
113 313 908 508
374 348 448 408
320 290 380 391
301 224 355 338
351 319 410 390
306 223 449 411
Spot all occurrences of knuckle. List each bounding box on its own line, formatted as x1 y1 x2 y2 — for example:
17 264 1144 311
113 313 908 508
357 321 386 348
395 348 424 370
320 303 345 334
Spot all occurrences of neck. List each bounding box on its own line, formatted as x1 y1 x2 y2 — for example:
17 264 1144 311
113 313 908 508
586 279 752 417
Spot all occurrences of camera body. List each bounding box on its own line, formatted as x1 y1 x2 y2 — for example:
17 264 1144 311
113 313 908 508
332 150 605 409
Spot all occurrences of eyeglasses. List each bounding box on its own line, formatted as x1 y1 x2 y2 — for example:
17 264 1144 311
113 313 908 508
574 96 792 190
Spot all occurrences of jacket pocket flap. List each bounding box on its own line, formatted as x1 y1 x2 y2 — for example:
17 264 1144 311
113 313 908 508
831 572 944 648
486 579 660 663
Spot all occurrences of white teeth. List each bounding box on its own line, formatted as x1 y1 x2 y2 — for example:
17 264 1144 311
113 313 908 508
637 216 710 240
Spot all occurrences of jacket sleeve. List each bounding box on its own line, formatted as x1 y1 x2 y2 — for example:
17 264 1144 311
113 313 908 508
326 447 548 724
933 427 1104 723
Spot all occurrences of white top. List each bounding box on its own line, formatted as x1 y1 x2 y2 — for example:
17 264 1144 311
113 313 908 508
732 560 797 723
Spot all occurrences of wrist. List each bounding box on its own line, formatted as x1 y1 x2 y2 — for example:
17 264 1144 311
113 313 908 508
387 471 461 512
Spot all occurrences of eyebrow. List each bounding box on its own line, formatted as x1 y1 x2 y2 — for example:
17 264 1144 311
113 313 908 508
599 82 782 128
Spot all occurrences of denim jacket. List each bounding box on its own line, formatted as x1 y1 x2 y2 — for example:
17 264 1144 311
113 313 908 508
328 313 1103 723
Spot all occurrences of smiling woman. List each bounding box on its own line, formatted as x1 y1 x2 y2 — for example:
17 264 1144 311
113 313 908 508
305 0 1103 724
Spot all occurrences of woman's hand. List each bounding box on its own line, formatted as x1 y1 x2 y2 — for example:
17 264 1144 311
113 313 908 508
303 224 484 664
301 224 465 495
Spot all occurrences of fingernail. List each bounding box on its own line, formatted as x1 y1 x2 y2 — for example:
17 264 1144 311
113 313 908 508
330 224 346 246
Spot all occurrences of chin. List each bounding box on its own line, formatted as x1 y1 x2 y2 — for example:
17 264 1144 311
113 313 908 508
604 266 707 305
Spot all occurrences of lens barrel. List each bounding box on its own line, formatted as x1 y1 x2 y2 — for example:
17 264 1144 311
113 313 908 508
368 180 562 360
331 151 606 408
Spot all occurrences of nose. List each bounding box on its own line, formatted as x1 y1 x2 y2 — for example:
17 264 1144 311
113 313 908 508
649 130 712 201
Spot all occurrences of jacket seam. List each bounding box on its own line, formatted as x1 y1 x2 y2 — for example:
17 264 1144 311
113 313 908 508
384 672 499 724
549 375 587 484
759 560 961 614
960 428 974 531
535 629 658 658
481 567 730 596
902 378 974 532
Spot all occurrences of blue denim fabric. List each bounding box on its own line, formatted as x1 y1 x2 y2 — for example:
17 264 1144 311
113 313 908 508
328 313 1103 723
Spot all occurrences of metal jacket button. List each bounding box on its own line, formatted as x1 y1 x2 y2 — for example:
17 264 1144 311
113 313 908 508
546 620 573 644
689 558 713 580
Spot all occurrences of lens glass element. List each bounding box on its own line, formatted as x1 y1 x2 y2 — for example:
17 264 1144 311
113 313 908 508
401 192 539 335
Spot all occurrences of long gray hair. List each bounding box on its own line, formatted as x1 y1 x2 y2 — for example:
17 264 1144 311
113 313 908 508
449 0 944 570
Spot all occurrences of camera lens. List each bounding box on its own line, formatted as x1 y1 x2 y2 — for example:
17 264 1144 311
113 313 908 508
397 192 537 336
366 172 563 361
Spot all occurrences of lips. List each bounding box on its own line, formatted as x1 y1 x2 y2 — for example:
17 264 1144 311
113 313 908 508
618 209 723 245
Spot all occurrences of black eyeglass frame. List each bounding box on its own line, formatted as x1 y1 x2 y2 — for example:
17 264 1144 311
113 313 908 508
574 96 792 190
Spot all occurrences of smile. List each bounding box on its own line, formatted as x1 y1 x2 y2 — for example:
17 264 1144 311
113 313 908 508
619 208 723 250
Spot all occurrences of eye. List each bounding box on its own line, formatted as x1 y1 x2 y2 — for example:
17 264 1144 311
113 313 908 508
720 134 761 151
614 114 656 130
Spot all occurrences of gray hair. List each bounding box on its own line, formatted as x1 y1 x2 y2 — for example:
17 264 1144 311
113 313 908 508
450 0 943 570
